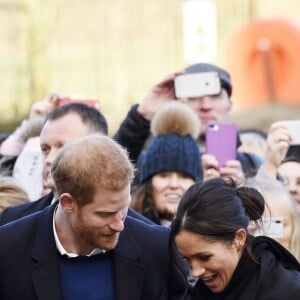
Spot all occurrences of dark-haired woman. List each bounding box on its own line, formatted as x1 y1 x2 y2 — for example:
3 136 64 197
131 101 202 226
170 177 300 300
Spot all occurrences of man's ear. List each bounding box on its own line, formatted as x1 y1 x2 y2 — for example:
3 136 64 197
59 193 76 214
234 228 247 251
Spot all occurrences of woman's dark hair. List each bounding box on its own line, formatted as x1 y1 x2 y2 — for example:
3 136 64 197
131 181 152 214
169 177 265 298
131 181 165 224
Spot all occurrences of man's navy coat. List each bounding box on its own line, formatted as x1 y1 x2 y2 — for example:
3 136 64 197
0 204 187 300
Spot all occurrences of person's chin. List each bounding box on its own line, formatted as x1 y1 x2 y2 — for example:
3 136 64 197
159 208 175 221
100 234 120 250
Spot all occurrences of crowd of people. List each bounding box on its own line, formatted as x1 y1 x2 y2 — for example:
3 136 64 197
0 62 300 299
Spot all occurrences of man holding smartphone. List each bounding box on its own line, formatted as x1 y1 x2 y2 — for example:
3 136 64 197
114 63 262 185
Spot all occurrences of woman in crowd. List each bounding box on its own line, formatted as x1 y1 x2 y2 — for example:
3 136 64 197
255 121 300 216
277 146 300 215
170 177 300 299
131 101 202 226
249 176 300 261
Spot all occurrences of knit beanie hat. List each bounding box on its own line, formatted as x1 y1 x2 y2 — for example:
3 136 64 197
185 62 232 97
139 102 202 183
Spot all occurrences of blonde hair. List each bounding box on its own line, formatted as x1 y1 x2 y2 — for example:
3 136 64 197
249 176 300 261
0 177 29 212
239 131 267 159
51 134 134 206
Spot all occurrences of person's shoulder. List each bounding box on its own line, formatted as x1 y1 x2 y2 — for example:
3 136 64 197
126 215 167 229
0 202 54 242
127 207 155 225
262 260 300 299
0 192 53 225
125 216 169 238
0 209 41 253
0 207 54 263
123 216 170 258
0 201 32 225
0 209 40 231
251 236 300 297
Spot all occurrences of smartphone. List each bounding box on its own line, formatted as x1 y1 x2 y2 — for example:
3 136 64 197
57 97 100 110
206 122 237 167
174 72 221 99
281 120 300 145
255 217 284 239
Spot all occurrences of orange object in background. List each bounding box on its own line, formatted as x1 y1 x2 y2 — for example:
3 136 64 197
225 18 300 110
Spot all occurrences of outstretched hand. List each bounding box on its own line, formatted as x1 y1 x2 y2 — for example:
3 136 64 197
29 92 61 119
257 122 292 179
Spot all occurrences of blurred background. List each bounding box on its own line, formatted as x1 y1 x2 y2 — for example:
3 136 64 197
1 0 300 134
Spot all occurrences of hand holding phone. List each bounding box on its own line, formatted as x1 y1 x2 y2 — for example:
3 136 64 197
206 122 238 167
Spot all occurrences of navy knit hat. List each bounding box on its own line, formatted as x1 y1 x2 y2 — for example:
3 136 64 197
139 102 202 183
185 63 232 97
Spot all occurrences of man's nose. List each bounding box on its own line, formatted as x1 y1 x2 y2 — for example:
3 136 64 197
199 96 212 109
44 148 58 165
109 211 125 232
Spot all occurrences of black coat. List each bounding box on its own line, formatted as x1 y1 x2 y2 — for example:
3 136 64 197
191 236 300 300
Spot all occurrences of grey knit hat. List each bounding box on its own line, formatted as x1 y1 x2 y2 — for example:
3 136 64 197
185 63 232 96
